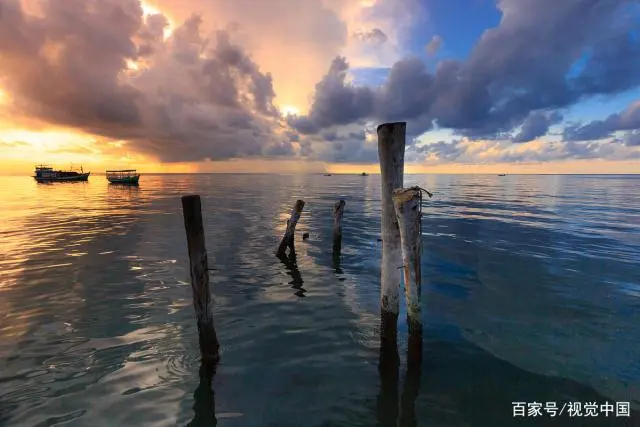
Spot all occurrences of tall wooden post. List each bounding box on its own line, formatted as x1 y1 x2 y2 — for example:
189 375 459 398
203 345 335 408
332 199 346 255
181 195 220 363
377 122 406 343
392 187 423 333
277 200 305 257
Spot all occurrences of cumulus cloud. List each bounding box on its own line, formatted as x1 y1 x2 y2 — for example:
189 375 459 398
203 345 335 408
563 101 640 141
299 127 378 163
621 131 640 146
1 0 639 167
292 0 640 145
425 35 443 55
0 0 292 162
513 111 563 143
287 57 375 133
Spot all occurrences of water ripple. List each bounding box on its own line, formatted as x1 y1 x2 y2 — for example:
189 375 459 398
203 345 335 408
0 174 639 426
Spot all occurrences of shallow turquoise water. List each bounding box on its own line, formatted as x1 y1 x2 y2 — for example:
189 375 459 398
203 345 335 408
0 174 639 426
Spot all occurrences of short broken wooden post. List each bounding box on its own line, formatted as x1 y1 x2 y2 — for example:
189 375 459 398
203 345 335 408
377 122 406 343
392 187 423 334
181 195 220 363
332 199 346 255
277 200 305 257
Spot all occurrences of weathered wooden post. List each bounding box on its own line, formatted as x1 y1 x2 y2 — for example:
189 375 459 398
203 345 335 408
332 199 346 255
392 187 423 333
277 199 305 257
377 122 406 343
181 195 220 363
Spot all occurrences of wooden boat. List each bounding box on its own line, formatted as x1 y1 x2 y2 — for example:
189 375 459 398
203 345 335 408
34 165 90 183
106 169 140 185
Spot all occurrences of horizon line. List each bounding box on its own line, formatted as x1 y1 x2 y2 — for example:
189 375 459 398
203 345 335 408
3 172 640 177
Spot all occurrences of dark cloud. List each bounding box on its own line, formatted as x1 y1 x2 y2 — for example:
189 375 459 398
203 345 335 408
262 141 296 157
289 57 375 134
353 28 388 45
563 101 640 141
425 35 443 55
2 0 639 166
622 131 640 146
612 130 640 147
0 0 285 162
513 111 563 143
298 128 377 163
291 0 640 145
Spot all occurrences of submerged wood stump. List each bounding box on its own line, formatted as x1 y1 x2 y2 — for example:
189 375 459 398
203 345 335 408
392 187 423 333
181 195 220 363
277 200 305 257
332 199 346 255
377 122 406 341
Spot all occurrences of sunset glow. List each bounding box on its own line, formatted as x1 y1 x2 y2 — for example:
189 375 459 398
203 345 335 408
280 105 300 117
0 0 638 175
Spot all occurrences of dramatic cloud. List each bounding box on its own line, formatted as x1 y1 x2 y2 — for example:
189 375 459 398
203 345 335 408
0 0 291 162
425 34 443 55
287 57 375 133
299 127 378 163
563 101 640 141
513 111 563 143
292 0 640 143
1 0 639 167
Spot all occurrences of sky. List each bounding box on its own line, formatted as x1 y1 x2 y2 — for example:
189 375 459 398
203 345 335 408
0 0 639 174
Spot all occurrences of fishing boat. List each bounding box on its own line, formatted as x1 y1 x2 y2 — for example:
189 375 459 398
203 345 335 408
34 165 90 183
106 169 140 185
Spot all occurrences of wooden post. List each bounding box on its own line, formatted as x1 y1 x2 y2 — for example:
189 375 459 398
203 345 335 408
181 195 220 363
277 200 305 257
392 187 423 333
377 122 406 342
332 199 346 255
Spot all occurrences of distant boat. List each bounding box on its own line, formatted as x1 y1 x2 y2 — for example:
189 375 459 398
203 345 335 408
106 169 140 185
323 173 332 176
361 172 369 176
34 165 90 183
498 174 506 176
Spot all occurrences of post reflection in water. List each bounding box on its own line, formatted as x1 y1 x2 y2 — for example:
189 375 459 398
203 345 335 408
277 249 306 297
332 250 343 275
377 319 423 427
376 327 400 427
187 361 218 427
399 325 423 427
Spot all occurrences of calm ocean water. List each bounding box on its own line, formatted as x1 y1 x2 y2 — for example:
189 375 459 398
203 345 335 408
1 173 639 427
